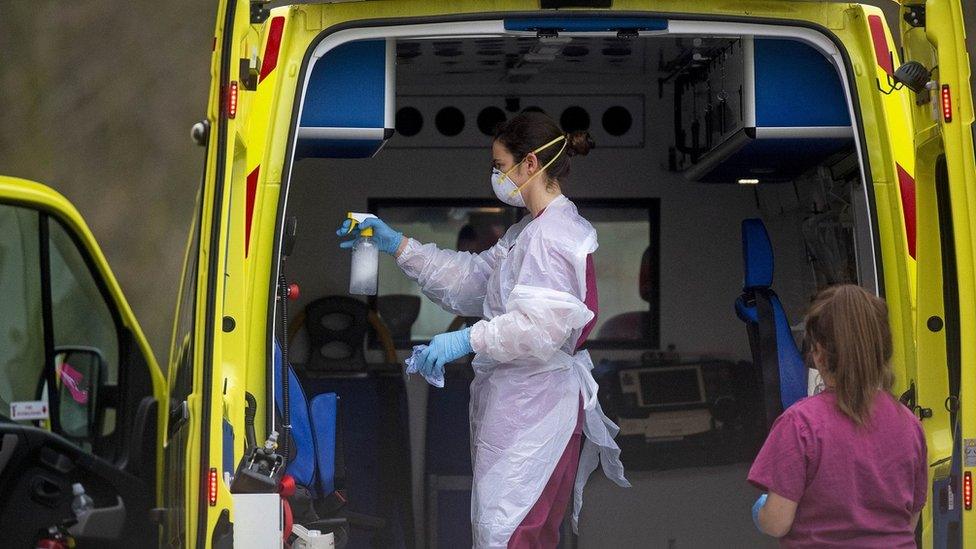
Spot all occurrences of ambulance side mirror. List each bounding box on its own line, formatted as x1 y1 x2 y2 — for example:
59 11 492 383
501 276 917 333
54 347 104 440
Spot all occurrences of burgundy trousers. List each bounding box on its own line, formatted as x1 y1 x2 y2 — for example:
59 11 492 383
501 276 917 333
506 401 584 548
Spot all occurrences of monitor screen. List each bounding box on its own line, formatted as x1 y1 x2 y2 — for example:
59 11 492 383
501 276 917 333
638 366 704 407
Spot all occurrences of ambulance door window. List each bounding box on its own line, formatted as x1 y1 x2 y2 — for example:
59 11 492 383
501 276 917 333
169 204 199 425
0 204 44 419
162 193 201 544
935 156 961 423
48 219 120 438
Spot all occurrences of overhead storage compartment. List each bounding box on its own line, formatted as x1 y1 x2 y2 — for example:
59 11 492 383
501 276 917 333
673 37 853 183
297 39 396 159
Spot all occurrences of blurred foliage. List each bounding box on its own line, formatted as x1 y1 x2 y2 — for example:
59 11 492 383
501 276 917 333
0 1 213 360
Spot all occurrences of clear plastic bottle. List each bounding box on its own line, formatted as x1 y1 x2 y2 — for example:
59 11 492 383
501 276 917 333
349 235 378 295
347 212 379 295
71 483 94 516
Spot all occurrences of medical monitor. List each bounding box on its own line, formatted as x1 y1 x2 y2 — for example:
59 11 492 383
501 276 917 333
620 364 707 408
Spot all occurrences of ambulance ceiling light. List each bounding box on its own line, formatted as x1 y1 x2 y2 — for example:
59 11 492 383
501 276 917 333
506 35 572 82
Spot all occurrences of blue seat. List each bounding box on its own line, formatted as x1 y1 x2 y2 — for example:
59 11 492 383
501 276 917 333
735 219 807 423
277 294 415 548
273 341 338 497
302 374 413 549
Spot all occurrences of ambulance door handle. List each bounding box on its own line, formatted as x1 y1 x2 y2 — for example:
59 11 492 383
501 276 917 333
167 400 189 440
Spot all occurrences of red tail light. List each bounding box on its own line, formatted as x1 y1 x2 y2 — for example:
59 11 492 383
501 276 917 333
964 471 972 510
209 467 219 506
942 84 952 123
228 81 239 119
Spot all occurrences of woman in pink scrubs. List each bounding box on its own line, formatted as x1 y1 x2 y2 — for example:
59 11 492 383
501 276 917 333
749 285 927 547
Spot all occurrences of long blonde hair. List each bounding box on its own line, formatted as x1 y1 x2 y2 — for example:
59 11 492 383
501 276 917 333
803 285 894 425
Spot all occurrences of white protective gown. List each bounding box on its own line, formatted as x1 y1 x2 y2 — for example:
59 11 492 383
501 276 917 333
396 195 629 548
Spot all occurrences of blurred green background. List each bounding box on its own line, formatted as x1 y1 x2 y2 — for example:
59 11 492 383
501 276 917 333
0 0 907 364
0 1 213 358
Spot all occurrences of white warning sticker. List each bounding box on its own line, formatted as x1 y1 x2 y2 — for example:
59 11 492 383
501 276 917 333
10 400 49 421
965 439 976 467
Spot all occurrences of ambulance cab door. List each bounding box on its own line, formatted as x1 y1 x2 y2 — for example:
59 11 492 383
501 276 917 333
897 1 976 546
0 178 165 546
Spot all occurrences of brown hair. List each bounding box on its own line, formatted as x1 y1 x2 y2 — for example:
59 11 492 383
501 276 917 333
493 111 594 185
803 284 894 425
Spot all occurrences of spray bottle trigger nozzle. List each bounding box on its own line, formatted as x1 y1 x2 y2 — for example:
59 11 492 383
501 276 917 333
346 212 377 237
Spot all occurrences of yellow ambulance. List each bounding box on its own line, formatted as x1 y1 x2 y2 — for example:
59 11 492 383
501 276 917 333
1 0 974 547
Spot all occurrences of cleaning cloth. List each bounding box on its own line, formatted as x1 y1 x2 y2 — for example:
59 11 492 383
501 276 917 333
404 344 444 388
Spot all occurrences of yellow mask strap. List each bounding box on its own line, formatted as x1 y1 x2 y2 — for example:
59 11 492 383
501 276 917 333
532 134 567 155
505 135 568 197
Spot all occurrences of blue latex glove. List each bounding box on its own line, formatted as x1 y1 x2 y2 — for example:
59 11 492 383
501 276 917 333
337 217 403 255
405 345 444 388
752 493 768 532
417 328 473 378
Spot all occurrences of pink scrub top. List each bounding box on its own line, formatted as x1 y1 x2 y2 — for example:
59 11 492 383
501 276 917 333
748 390 927 548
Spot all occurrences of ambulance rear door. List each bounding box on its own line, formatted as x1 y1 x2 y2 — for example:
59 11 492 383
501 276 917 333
161 0 287 546
896 1 976 545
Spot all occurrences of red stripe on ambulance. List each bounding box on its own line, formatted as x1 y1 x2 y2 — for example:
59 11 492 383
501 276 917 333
896 164 916 259
259 17 286 83
245 166 260 257
868 15 893 75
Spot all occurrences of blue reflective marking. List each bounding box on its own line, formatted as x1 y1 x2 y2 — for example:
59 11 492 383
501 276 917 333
504 17 668 32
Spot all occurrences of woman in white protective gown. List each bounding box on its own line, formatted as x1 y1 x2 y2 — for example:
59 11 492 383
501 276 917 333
338 112 629 548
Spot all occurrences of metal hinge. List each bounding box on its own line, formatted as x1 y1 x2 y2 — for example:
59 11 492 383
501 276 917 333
239 56 259 90
899 381 933 420
903 5 925 28
167 400 190 439
250 0 271 25
899 381 916 408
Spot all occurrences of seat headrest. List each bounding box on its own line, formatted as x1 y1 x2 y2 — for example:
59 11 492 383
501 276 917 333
376 294 422 346
305 296 369 373
742 218 774 289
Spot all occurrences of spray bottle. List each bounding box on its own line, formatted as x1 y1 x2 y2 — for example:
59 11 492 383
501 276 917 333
346 212 379 295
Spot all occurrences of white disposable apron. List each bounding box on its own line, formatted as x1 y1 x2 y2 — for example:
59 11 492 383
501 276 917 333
396 195 629 548
469 347 629 548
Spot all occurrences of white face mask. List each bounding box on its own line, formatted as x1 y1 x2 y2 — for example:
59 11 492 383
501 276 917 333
491 168 526 207
490 134 567 208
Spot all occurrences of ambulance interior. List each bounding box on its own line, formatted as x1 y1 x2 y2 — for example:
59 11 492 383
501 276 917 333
275 28 874 548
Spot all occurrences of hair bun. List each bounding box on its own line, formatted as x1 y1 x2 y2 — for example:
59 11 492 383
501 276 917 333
566 130 594 157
